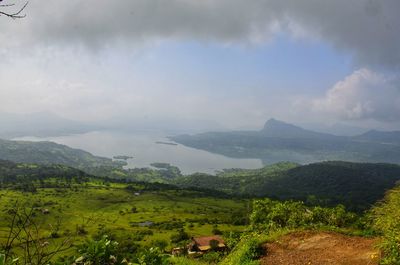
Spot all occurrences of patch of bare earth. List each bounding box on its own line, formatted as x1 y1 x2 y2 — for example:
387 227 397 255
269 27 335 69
260 231 381 265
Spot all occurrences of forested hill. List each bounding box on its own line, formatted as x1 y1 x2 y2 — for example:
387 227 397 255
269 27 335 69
174 161 400 211
0 159 90 187
170 119 400 164
0 138 123 170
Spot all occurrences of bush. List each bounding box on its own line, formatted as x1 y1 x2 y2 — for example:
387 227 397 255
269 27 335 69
137 247 168 265
212 226 223 235
224 231 242 250
220 236 262 265
171 229 189 244
250 198 356 230
371 187 400 264
76 235 121 265
151 239 168 252
201 251 222 264
76 224 88 235
378 231 400 265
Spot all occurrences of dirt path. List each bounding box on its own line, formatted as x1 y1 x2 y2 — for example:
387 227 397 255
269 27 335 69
260 231 381 265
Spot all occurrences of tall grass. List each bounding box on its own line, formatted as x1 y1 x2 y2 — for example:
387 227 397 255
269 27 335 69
372 188 400 264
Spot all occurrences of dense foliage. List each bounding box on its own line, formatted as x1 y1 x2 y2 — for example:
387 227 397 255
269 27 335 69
372 186 400 264
175 161 400 211
0 160 89 184
250 198 357 230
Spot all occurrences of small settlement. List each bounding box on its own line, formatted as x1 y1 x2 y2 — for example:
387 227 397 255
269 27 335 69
187 235 226 256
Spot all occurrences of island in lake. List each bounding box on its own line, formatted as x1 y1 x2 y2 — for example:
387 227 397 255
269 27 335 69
155 141 178 146
113 155 133 160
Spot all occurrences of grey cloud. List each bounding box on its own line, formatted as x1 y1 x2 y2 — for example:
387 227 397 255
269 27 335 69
1 0 399 67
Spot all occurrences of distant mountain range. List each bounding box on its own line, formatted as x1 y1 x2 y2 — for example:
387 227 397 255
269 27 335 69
170 119 400 164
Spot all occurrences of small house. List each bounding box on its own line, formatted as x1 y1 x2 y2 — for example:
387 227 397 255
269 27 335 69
188 235 226 254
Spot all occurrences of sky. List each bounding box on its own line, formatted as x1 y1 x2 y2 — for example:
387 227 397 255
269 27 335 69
0 0 399 132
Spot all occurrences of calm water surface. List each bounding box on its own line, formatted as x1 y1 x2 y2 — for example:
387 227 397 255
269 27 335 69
14 131 263 174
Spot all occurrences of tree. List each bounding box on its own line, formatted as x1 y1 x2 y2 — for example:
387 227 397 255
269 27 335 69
0 201 74 265
209 239 220 251
170 229 189 244
151 239 168 252
0 0 28 19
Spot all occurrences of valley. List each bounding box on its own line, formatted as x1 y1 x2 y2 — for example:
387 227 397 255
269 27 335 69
0 137 399 264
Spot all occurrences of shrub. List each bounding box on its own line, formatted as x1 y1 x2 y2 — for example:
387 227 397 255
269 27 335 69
171 229 189 244
76 235 121 265
201 251 222 264
224 231 242 249
212 226 223 235
76 224 88 235
371 187 400 264
220 236 262 265
151 239 168 252
250 198 356 230
137 247 168 265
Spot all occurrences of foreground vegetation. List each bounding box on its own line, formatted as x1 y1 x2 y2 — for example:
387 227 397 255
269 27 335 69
0 159 399 264
0 162 248 264
372 186 400 264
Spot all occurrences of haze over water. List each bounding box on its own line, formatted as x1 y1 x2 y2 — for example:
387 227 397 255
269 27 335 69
14 131 262 175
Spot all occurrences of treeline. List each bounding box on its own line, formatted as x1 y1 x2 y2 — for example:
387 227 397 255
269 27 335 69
0 160 89 184
174 161 400 211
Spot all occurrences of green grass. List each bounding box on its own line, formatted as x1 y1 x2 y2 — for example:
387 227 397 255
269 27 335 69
0 182 247 262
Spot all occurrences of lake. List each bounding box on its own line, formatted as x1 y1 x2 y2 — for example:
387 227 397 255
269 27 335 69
14 131 263 174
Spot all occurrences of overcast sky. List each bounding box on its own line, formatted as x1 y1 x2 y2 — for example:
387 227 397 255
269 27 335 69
0 0 399 131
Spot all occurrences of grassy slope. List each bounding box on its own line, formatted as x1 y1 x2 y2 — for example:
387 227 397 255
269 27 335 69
1 159 399 263
0 183 247 258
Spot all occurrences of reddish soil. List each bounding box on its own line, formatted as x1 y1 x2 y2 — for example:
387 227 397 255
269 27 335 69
260 231 381 265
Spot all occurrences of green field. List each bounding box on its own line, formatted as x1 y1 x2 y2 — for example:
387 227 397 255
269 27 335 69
0 159 399 264
0 180 247 263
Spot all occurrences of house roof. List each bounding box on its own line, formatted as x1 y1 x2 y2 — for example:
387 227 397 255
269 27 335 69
192 235 225 248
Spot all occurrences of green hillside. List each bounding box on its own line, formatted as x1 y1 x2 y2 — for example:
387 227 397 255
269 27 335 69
0 160 247 264
175 161 400 211
0 138 123 170
0 159 399 264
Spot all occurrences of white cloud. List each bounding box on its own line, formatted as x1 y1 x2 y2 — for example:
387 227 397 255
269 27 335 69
1 0 400 129
312 69 400 121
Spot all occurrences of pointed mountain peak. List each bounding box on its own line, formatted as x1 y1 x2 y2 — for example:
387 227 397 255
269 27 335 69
261 118 335 139
262 118 303 132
